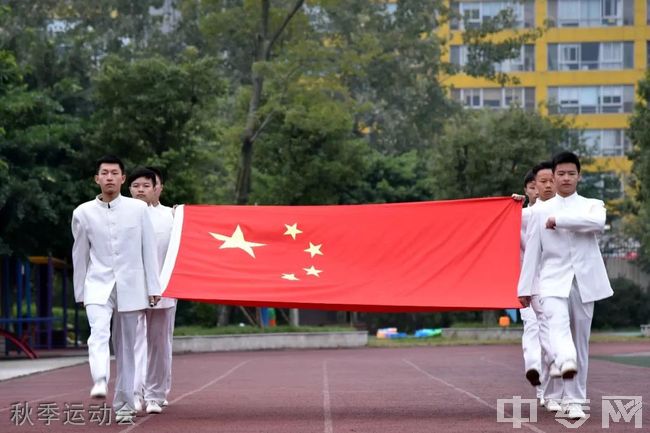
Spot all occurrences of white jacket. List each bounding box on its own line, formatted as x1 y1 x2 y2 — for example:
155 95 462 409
72 194 162 312
148 203 176 309
517 192 613 303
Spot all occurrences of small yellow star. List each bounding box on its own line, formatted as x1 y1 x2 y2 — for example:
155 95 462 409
283 223 303 240
304 242 323 258
281 273 300 281
209 225 266 258
303 266 322 277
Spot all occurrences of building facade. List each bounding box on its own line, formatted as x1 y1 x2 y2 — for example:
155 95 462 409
444 0 649 183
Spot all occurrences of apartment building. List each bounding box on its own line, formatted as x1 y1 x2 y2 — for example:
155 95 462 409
444 0 649 195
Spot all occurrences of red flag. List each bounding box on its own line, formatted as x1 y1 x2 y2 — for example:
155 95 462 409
161 197 521 312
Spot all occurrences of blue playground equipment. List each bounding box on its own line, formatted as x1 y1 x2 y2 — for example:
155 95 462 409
0 255 80 358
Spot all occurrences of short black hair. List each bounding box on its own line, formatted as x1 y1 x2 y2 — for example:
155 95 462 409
552 151 581 173
523 170 535 187
532 161 553 177
95 155 125 174
146 166 164 184
127 167 157 187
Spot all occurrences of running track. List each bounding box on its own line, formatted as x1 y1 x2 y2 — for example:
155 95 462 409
0 342 648 432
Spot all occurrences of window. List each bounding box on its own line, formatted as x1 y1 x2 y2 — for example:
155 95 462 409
464 89 482 107
548 42 633 70
572 129 630 156
600 43 623 69
558 0 581 26
580 43 599 70
452 1 533 30
557 87 580 113
451 44 534 72
602 0 619 20
548 86 634 114
580 87 599 113
560 45 579 70
452 87 535 110
483 88 502 107
600 86 623 113
461 3 481 28
548 0 633 27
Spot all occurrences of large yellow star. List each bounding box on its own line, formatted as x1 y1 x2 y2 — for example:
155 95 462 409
209 225 265 258
283 223 303 240
303 266 322 277
281 273 300 281
304 242 323 258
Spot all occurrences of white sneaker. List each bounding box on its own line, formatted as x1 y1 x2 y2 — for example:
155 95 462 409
565 403 587 419
538 397 546 407
134 398 143 412
549 363 562 378
146 401 162 414
162 399 169 407
560 360 578 379
90 379 107 399
545 399 562 412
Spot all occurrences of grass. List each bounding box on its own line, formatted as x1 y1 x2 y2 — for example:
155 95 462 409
172 324 646 345
173 325 358 336
592 355 650 368
367 333 647 348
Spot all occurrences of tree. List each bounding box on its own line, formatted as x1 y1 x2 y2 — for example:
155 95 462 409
627 70 650 270
0 46 84 256
430 108 580 200
86 53 228 205
197 0 540 203
198 0 306 205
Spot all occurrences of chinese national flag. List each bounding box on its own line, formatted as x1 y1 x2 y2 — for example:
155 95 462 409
161 197 521 312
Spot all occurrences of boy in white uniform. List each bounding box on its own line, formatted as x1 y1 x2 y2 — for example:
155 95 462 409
129 167 176 414
518 152 613 419
72 156 161 422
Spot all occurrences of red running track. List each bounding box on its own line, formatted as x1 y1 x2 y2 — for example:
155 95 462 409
0 342 648 433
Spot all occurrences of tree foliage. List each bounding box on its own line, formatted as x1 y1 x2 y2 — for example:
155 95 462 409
2 1 626 330
86 53 229 205
0 42 83 256
430 108 579 200
627 70 650 270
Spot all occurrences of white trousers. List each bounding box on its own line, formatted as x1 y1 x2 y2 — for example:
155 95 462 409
112 309 144 411
165 305 176 397
542 280 594 403
86 289 117 384
529 296 564 401
144 306 176 403
133 314 147 401
521 305 542 374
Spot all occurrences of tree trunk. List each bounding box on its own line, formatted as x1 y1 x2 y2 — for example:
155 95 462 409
482 310 497 326
233 0 304 205
217 305 231 326
289 308 300 326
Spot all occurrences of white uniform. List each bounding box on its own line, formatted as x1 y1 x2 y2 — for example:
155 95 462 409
133 204 176 405
72 194 161 412
521 202 563 403
518 192 613 403
519 206 543 398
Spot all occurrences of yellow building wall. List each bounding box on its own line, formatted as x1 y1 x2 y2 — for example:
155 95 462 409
444 0 649 175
